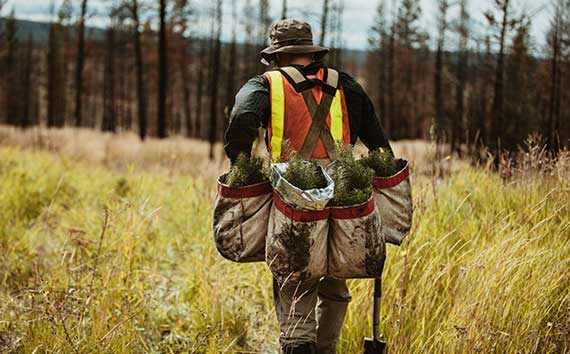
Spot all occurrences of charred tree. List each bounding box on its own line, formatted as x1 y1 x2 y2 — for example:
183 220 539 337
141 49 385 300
181 38 193 137
157 0 168 138
3 10 17 126
281 0 287 19
395 0 423 138
453 0 469 154
129 0 147 140
195 37 206 138
370 0 387 131
224 0 238 134
258 0 271 48
74 0 88 127
505 21 532 149
102 26 116 132
242 0 257 77
208 0 222 160
387 22 396 138
485 0 519 157
172 0 193 137
433 0 448 145
319 0 329 46
328 0 345 68
490 1 508 154
20 34 35 127
481 36 494 146
547 0 564 150
47 17 67 127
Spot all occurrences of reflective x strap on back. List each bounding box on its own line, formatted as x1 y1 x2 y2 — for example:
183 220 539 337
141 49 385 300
279 66 342 161
300 89 337 160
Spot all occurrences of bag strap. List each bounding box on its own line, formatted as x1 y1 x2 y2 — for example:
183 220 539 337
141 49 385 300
278 66 340 160
325 68 339 89
279 66 339 94
279 66 307 86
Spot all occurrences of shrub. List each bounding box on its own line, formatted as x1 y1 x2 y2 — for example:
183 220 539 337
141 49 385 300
224 153 270 187
331 145 374 206
282 154 328 190
360 147 403 177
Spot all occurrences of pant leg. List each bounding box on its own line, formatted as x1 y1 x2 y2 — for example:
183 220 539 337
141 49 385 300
273 278 320 349
315 277 351 354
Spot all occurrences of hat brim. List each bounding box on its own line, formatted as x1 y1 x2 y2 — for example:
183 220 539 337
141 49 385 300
260 44 329 65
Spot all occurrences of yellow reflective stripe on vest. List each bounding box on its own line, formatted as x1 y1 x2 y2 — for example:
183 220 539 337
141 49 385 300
330 90 343 142
268 71 285 161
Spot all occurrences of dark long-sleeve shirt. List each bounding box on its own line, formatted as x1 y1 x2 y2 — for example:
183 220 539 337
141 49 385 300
224 62 391 162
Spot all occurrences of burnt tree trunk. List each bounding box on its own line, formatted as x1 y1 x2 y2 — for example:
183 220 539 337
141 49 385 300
224 1 238 135
47 23 66 127
434 0 447 145
434 48 444 143
378 47 387 133
281 0 287 19
319 0 329 46
208 0 222 160
548 17 561 150
131 0 147 140
181 38 193 137
490 0 509 157
157 0 168 138
103 27 116 132
20 34 34 127
387 25 396 138
74 0 88 127
454 0 469 154
195 39 206 138
3 13 18 125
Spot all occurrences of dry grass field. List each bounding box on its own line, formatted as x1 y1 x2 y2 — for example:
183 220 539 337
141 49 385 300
0 126 569 353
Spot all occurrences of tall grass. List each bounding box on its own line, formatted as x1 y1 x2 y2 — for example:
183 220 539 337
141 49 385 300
0 130 569 353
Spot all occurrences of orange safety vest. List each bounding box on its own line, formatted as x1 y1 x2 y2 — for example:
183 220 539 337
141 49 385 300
265 66 350 161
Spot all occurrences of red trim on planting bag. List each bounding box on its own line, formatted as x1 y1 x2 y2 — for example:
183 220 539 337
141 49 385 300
217 177 272 199
273 191 330 222
330 197 375 219
372 162 410 189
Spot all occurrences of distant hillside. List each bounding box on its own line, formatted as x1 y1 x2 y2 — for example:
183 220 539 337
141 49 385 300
0 17 368 64
0 17 106 45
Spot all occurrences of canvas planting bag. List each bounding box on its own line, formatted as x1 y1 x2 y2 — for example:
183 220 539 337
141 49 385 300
328 197 385 279
267 193 330 285
372 160 413 246
213 174 272 262
266 163 334 285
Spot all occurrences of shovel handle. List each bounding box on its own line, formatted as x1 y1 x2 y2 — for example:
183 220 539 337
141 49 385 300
372 277 382 340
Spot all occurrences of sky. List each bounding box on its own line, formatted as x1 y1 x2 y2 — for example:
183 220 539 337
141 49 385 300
3 0 553 51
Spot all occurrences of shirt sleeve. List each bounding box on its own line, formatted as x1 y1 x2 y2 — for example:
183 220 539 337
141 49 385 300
341 72 393 154
223 75 270 163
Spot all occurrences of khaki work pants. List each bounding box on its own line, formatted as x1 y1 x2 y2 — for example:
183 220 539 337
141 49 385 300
273 277 351 354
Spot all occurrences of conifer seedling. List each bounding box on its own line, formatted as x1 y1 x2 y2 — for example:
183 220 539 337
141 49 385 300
360 148 403 177
282 153 328 190
331 145 374 206
225 153 270 187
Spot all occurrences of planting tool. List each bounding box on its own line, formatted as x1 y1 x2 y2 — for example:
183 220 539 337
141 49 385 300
364 277 386 354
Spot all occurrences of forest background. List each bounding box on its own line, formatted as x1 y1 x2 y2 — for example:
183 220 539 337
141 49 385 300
0 0 569 157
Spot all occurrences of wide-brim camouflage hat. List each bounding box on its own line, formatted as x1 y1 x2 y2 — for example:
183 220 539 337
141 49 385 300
260 19 329 65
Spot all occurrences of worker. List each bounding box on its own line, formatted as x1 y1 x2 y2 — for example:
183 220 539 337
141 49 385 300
224 19 392 354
